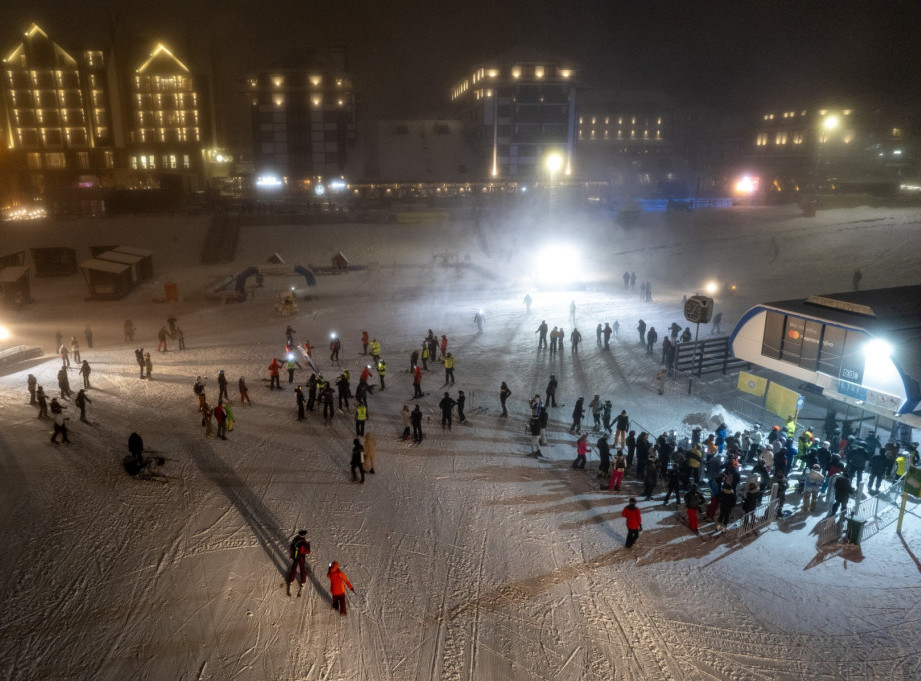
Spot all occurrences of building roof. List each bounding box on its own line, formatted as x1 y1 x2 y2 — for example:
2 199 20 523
757 285 921 395
79 259 130 274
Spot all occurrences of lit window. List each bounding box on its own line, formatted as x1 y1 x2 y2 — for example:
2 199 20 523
511 66 521 78
793 132 804 144
818 109 827 115
309 74 322 86
559 69 572 79
604 117 609 124
183 154 189 168
892 127 902 137
486 69 499 78
535 65 544 78
591 117 596 125
843 109 852 115
271 75 283 87
273 94 285 107
312 95 321 107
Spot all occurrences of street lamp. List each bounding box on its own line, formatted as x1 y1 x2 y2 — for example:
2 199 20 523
545 152 563 214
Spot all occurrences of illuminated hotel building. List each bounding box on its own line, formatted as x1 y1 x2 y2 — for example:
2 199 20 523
747 105 915 191
248 49 357 187
126 43 204 186
450 48 580 179
0 23 117 211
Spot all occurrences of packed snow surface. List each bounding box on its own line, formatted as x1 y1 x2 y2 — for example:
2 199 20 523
1 204 920 680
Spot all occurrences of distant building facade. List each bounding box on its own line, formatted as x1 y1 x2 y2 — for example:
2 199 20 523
247 49 357 189
451 48 580 180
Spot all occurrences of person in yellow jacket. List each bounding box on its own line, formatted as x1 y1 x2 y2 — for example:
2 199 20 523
369 339 381 364
687 443 702 483
355 403 368 436
784 415 797 439
444 353 456 385
376 359 386 390
895 453 908 477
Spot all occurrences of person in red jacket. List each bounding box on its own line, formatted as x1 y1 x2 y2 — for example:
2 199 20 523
621 498 642 548
413 364 423 398
327 561 355 615
268 358 281 390
361 330 369 355
440 334 448 360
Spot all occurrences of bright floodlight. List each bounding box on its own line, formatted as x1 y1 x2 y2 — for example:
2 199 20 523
533 244 580 285
704 281 719 295
735 175 757 195
864 338 892 357
823 115 839 130
545 152 563 174
0 324 9 341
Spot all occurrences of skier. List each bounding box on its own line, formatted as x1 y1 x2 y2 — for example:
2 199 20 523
420 342 430 370
569 397 585 434
499 381 512 417
614 410 629 447
444 353 455 384
214 401 228 440
536 320 548 349
295 386 306 421
217 370 229 401
57 366 72 398
523 293 532 313
603 323 612 349
457 390 466 424
601 400 613 433
70 337 81 363
440 335 448 361
144 352 152 380
401 405 412 440
549 327 559 356
609 450 626 490
327 561 355 615
79 360 91 389
194 377 207 412
157 326 168 352
528 417 542 457
474 310 485 333
613 320 620 337
669 322 681 340
287 530 311 596
268 358 281 390
377 359 387 390
573 433 590 469
321 383 335 425
59 343 70 368
622 499 642 548
717 484 736 529
439 392 456 432
545 375 558 408
49 400 70 444
413 365 424 398
685 484 703 534
637 319 646 345
351 438 365 483
711 312 723 335
36 386 48 419
646 326 658 355
356 403 368 436
596 433 612 479
285 355 301 384
662 465 682 506
329 335 341 362
336 373 351 410
570 328 582 354
411 404 424 443
588 395 602 432
74 388 91 422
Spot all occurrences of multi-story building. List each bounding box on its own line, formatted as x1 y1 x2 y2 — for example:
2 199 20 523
0 23 117 213
450 47 580 180
746 104 917 193
125 43 205 190
247 49 357 189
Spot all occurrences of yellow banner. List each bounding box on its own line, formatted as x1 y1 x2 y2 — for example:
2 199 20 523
765 383 800 419
737 371 768 398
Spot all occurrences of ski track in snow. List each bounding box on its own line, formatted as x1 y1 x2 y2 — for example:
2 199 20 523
1 206 921 680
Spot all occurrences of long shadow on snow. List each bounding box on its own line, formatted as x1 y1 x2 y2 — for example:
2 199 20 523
188 441 319 592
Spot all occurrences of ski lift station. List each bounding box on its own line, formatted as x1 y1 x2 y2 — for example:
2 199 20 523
730 286 921 431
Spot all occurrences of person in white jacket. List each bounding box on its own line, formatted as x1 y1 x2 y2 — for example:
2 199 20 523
802 464 825 512
759 446 774 474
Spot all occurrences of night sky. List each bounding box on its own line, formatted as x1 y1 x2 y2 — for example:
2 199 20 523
1 0 919 146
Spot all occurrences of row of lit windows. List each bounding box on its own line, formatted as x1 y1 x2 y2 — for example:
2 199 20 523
134 93 198 109
762 108 853 121
268 94 348 108
130 154 191 170
134 75 195 92
136 127 200 143
261 75 346 89
137 111 199 125
9 89 84 107
453 64 574 99
15 128 89 146
755 131 854 146
6 69 81 89
579 116 663 126
578 129 662 140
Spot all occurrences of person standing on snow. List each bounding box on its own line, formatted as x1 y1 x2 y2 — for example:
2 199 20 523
79 360 92 389
545 375 558 408
214 401 228 440
376 359 387 390
440 335 448 361
74 388 92 422
420 342 430 371
444 353 455 384
351 439 365 483
135 348 145 379
363 432 377 474
70 337 81 363
524 293 532 313
59 342 70 368
401 404 412 440
268 358 281 390
499 381 512 417
411 404 424 443
295 386 306 421
474 310 485 334
588 395 602 432
528 417 542 457
321 383 335 425
684 484 703 534
614 410 629 447
622 499 642 548
603 323 612 349
637 319 647 345
355 403 368 436
330 335 342 362
84 323 93 349
596 433 612 479
361 330 369 355
369 338 381 364
536 320 549 349
327 561 355 615
456 390 466 424
439 392 456 432
711 312 723 335
287 530 311 596
238 376 251 406
50 400 70 444
646 326 658 355
413 364 424 398
217 370 229 401
36 386 49 419
569 397 585 434
157 326 168 352
27 373 37 405
569 300 576 323
144 352 153 380
573 433 590 469
570 328 582 354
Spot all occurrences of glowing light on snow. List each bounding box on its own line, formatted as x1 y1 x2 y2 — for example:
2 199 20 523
532 244 581 286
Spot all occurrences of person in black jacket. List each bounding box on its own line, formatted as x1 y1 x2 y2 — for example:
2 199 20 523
128 432 145 468
662 465 682 505
287 530 311 596
829 472 855 517
545 375 558 407
411 405 424 443
717 485 736 529
569 397 585 434
351 439 365 483
499 381 512 417
439 392 456 432
642 455 658 500
867 450 888 493
596 434 612 479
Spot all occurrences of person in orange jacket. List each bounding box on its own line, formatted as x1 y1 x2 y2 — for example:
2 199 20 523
327 561 355 615
268 358 281 390
440 334 448 360
361 330 369 355
621 498 643 548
